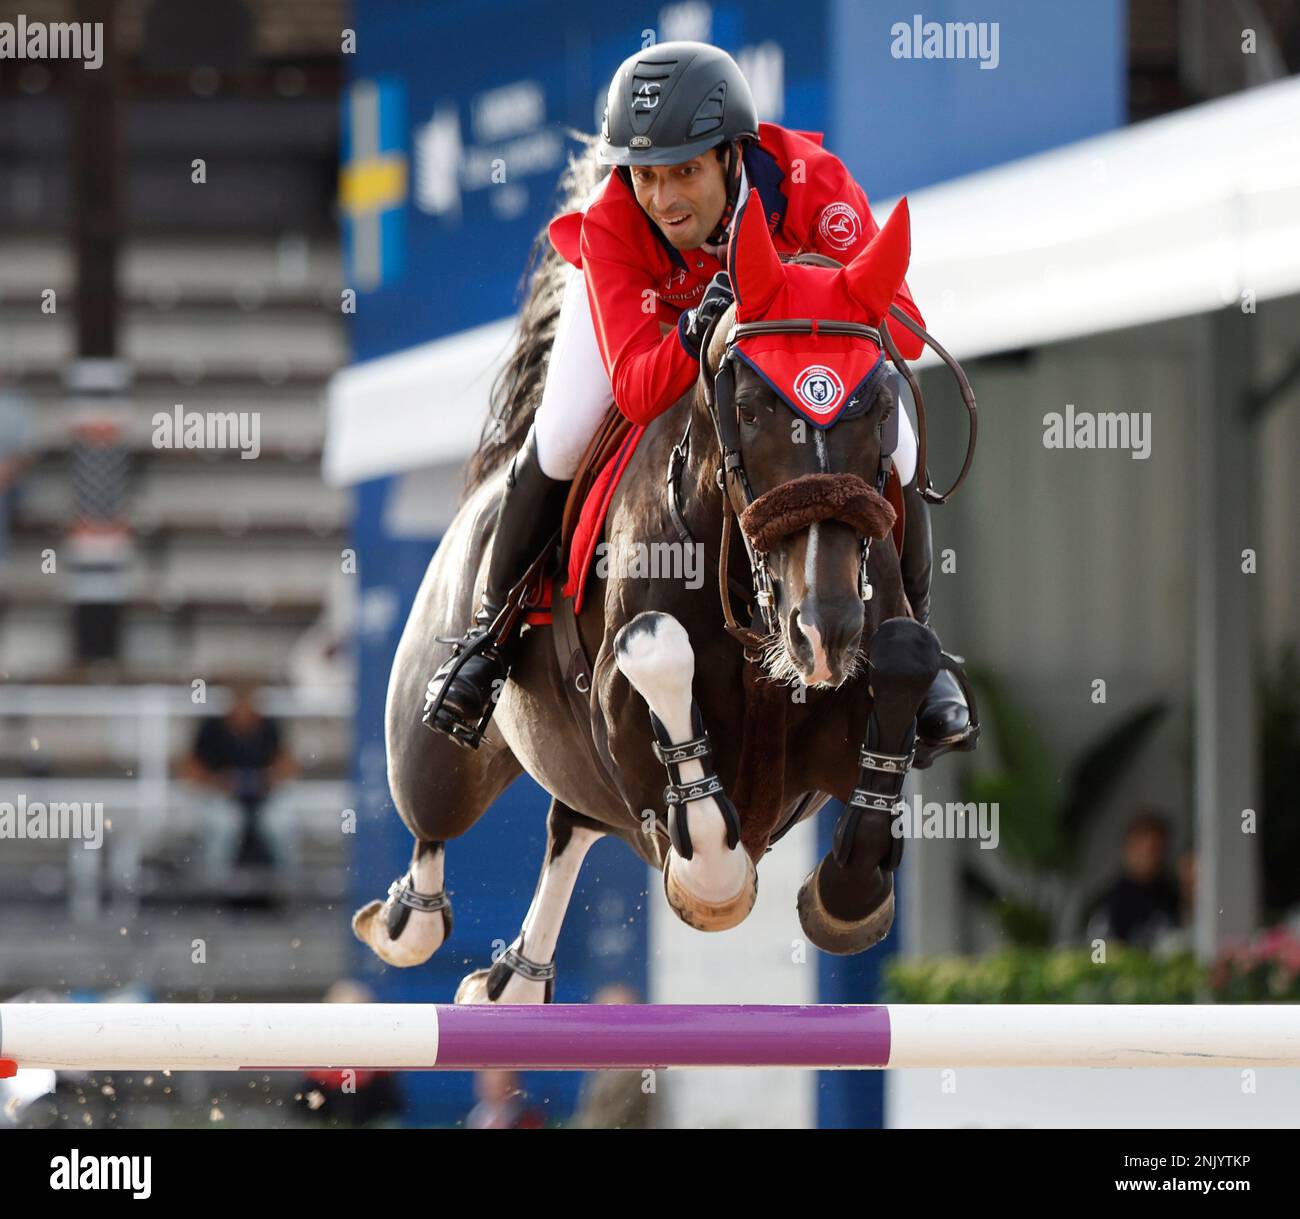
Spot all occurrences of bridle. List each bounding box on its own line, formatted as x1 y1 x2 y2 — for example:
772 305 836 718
670 300 979 656
706 317 884 651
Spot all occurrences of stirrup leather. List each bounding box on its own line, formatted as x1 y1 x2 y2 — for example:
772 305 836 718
422 540 558 747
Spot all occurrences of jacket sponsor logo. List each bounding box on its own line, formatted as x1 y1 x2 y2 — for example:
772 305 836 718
658 266 703 306
818 201 861 250
793 364 845 416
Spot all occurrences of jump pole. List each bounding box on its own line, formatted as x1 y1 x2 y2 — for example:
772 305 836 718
1 1004 1298 1074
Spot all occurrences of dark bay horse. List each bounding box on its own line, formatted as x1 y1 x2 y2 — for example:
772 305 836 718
355 171 970 1002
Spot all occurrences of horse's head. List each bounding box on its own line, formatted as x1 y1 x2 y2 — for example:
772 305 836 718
698 195 912 688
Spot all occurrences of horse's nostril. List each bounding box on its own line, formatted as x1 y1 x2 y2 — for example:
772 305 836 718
789 607 811 650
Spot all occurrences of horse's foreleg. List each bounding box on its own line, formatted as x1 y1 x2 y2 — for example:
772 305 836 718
351 839 452 967
798 616 938 954
456 800 605 1004
614 611 757 932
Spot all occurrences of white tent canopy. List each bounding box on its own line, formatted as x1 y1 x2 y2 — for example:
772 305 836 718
325 76 1300 486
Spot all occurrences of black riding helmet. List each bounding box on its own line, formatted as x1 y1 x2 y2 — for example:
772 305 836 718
598 41 759 245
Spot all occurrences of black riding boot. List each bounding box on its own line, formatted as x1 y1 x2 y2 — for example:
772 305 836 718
899 479 972 749
422 424 570 748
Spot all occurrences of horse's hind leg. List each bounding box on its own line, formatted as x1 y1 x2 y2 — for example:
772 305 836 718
456 799 606 1004
798 616 938 954
352 838 452 968
353 670 522 968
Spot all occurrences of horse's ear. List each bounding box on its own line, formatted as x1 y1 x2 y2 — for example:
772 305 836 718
728 193 783 320
842 197 911 324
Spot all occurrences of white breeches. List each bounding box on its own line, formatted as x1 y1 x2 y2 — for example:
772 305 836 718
888 373 918 488
532 262 918 486
534 264 616 479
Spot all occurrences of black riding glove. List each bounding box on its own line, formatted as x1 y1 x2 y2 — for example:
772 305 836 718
677 271 734 361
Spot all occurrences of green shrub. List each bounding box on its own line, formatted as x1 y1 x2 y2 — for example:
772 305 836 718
883 945 1205 1004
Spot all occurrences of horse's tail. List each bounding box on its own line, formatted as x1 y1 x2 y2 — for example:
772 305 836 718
462 135 608 497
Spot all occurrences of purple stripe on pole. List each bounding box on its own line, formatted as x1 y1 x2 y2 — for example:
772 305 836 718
434 1005 892 1069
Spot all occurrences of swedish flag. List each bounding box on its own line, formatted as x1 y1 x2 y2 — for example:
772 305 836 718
341 78 408 291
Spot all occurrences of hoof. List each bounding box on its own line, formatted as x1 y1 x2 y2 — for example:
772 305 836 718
454 968 493 1005
454 961 552 1005
351 888 450 968
663 849 758 932
796 862 894 955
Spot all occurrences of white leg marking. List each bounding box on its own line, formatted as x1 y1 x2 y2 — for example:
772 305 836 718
460 823 603 1004
519 824 603 964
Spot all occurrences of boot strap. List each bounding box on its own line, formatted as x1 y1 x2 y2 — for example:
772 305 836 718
388 877 451 914
857 745 916 775
648 708 741 859
498 945 556 983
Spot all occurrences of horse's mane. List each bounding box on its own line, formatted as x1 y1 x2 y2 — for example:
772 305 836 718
462 135 609 498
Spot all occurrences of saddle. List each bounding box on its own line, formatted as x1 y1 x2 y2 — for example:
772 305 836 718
560 405 636 557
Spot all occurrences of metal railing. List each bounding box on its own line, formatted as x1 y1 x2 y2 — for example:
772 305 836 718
0 685 354 920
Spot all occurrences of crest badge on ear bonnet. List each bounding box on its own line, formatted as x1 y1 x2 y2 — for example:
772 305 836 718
725 194 912 427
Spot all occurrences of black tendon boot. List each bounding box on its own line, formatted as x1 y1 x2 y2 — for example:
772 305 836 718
899 479 973 753
422 425 570 747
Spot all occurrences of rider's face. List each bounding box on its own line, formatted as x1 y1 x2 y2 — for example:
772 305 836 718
629 152 727 250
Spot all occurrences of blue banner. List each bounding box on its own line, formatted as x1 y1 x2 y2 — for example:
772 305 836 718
344 0 832 359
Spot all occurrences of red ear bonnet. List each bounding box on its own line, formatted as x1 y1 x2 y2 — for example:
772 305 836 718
724 195 912 427
841 197 910 324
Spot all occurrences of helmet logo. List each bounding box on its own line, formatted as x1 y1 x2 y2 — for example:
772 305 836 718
633 81 661 110
629 135 652 148
793 365 845 417
818 202 862 251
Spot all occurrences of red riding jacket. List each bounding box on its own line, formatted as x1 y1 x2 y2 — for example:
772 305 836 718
549 122 925 427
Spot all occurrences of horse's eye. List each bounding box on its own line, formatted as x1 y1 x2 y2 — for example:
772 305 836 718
738 407 758 426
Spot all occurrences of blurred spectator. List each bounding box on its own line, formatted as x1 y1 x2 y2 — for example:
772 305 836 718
571 983 658 1129
295 981 404 1128
1084 810 1182 948
465 1071 544 1129
181 681 299 885
0 379 35 568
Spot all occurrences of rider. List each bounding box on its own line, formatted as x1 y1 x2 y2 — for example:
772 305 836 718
425 40 971 752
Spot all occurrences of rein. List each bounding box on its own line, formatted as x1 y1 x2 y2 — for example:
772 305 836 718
667 304 979 657
878 304 978 506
